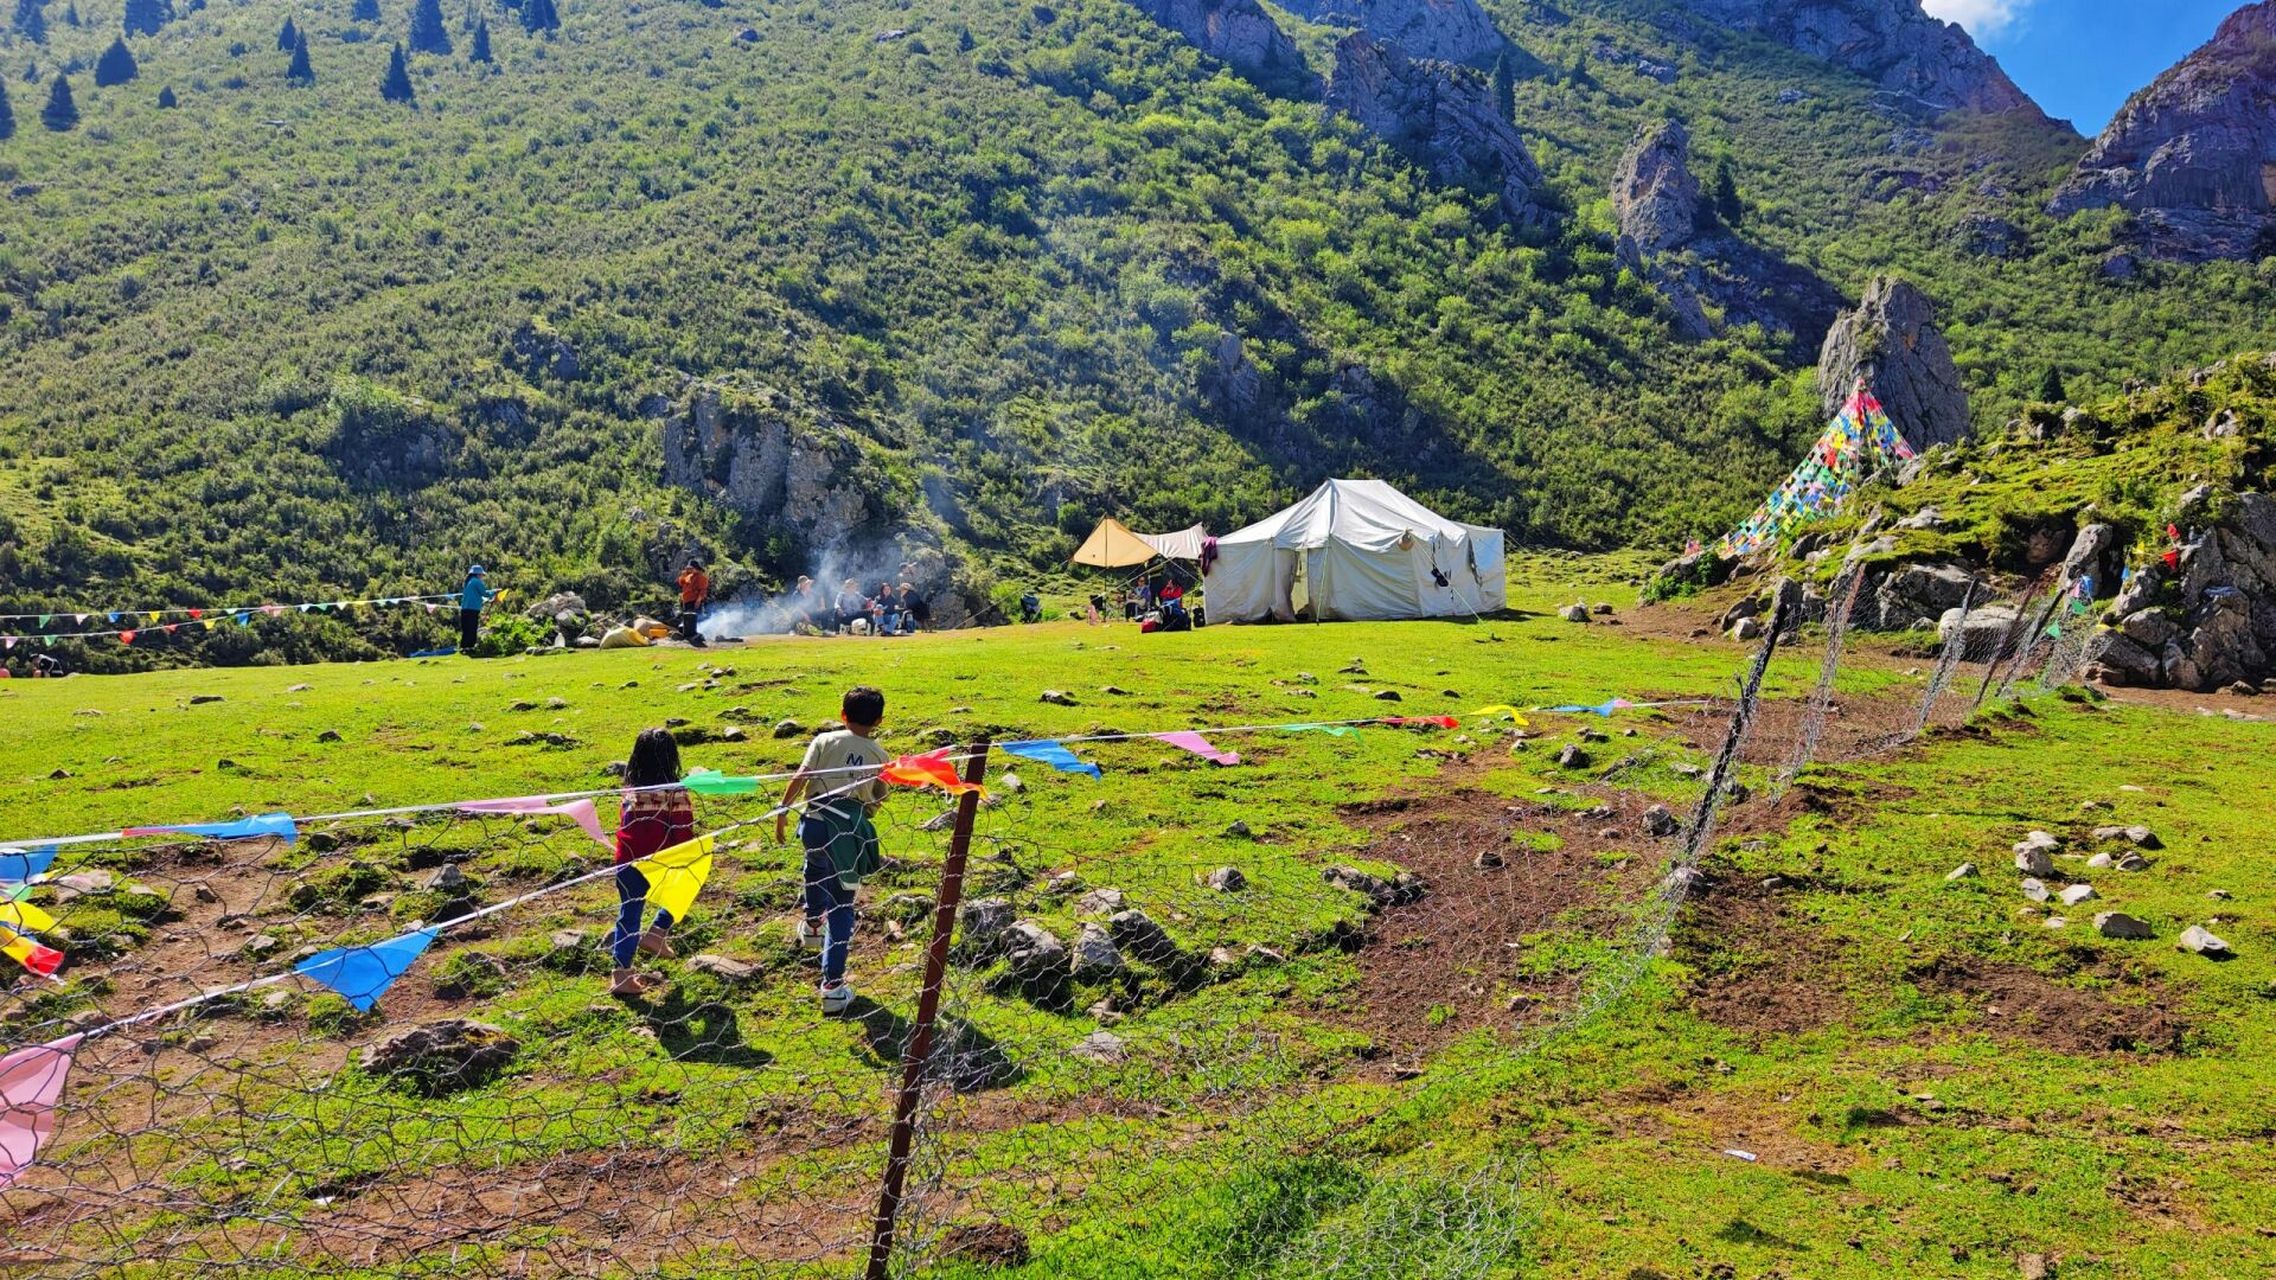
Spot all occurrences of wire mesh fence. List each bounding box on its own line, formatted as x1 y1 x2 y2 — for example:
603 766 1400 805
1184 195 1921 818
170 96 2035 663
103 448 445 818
0 582 2094 1277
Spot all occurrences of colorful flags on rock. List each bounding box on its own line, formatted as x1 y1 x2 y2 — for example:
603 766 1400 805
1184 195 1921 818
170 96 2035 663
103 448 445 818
1000 740 1101 779
0 1034 83 1190
293 928 438 1012
1716 389 1917 559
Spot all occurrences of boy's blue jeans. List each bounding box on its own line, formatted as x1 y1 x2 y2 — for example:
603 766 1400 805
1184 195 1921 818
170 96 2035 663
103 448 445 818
611 864 674 968
800 837 856 986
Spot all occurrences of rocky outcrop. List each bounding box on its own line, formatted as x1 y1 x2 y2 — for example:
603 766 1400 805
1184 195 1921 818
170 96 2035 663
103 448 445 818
1676 0 2052 119
2046 2 2276 262
1816 276 1971 452
1133 0 1319 94
1327 35 1551 227
659 380 907 565
1609 120 1844 352
2087 491 2276 691
1277 0 1508 67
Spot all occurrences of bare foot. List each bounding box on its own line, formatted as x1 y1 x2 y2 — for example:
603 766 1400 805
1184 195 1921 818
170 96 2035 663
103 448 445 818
637 927 676 959
610 970 664 996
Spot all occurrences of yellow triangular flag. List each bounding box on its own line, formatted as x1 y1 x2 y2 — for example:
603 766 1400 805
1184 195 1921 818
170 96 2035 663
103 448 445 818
0 899 59 936
145 611 161 624
631 833 716 923
1470 705 1529 727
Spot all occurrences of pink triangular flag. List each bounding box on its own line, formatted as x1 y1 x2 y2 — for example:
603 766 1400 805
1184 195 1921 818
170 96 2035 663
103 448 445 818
456 797 611 850
0 1033 84 1190
1154 730 1239 766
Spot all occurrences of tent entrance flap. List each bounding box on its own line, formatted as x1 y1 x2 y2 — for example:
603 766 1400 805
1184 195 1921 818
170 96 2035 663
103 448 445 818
1071 518 1210 568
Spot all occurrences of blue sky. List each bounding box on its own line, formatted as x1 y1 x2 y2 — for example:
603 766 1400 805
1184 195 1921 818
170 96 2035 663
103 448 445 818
1922 0 2242 134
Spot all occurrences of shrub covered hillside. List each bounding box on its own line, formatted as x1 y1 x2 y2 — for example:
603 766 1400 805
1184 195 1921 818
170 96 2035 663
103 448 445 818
0 0 2271 643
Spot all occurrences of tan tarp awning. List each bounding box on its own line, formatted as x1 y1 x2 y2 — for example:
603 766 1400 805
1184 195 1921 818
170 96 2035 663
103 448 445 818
1071 518 1208 568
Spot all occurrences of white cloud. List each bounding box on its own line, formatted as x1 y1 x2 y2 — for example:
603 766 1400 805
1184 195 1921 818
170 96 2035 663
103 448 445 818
1921 0 2033 41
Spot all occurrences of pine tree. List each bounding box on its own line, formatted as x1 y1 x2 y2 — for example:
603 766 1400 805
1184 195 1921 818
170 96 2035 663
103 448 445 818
519 0 556 36
119 0 165 35
379 40 413 102
351 0 377 19
1566 51 1589 87
1491 50 1515 124
407 0 450 54
10 0 44 44
468 17 490 63
276 15 296 49
0 80 13 141
94 35 137 85
39 73 74 130
1710 157 1743 227
156 83 175 107
2036 366 2067 404
285 29 313 83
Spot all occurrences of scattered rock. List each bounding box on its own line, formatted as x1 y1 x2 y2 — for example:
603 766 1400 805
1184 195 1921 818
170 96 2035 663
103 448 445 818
1002 921 1067 985
2094 912 2154 940
772 719 805 740
1322 865 1425 908
1731 617 1763 641
358 1020 519 1094
1373 689 1403 702
1038 690 1078 706
548 929 589 954
2058 883 2099 907
2177 925 2232 956
1100 685 1133 696
936 1221 1032 1269
1641 805 1678 837
1068 1031 1128 1065
189 694 225 705
315 729 343 743
1555 744 1589 769
1558 604 1591 624
1075 888 1126 916
240 934 282 960
2014 847 2055 877
1475 847 1506 870
686 954 761 982
1945 863 1977 881
2087 852 2115 869
426 865 469 893
1204 866 1248 892
287 683 313 693
1069 923 1124 979
51 870 115 900
2020 878 2050 902
1224 820 1253 839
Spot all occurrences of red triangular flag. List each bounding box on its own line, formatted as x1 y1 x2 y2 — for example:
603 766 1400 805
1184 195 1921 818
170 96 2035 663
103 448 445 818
118 630 136 645
879 748 985 796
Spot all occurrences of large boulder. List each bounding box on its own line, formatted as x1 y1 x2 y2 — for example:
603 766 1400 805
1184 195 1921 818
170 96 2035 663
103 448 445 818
1326 34 1552 229
1872 561 1976 629
1276 0 1508 67
1817 276 1972 454
1939 603 2020 661
2047 4 2276 261
1611 119 1701 259
1132 0 1319 94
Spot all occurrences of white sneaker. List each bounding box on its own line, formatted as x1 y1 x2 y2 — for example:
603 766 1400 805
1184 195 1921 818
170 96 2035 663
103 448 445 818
795 919 824 952
819 982 855 1015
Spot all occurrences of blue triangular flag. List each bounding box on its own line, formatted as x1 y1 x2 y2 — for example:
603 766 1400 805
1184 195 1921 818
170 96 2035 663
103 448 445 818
0 846 59 884
124 812 297 843
294 927 438 1012
1000 739 1101 779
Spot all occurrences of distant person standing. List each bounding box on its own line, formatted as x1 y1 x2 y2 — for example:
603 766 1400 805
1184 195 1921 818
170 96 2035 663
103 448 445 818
458 565 493 653
676 558 711 646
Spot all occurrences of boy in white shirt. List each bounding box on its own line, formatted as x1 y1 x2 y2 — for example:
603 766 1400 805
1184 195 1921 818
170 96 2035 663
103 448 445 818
776 686 889 1014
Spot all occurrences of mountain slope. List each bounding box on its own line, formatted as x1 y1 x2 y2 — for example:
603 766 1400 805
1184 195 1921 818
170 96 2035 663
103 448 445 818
0 0 2269 666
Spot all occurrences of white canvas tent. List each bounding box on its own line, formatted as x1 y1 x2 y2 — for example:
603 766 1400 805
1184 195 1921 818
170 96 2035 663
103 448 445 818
1203 479 1505 623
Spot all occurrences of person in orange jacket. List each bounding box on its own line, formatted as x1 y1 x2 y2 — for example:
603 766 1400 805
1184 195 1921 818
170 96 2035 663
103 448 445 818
675 559 711 646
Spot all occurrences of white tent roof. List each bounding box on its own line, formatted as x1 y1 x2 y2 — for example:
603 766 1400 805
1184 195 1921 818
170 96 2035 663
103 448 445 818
1217 479 1476 553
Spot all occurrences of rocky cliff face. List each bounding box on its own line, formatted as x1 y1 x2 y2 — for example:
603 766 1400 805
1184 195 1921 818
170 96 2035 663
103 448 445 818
2047 1 2276 262
2087 488 2276 692
1326 34 1552 227
659 381 904 564
1276 0 1508 67
1678 0 2049 118
1608 120 1843 353
1816 275 1971 452
1133 0 1319 94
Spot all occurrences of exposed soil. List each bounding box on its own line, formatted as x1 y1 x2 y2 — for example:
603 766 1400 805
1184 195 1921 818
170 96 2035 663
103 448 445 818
1909 954 2189 1055
1332 788 1665 1059
1671 868 1852 1039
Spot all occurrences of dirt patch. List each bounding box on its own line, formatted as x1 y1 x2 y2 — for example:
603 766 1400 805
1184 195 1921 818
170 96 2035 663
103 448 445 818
1672 868 1851 1038
1909 955 2187 1055
1332 789 1665 1058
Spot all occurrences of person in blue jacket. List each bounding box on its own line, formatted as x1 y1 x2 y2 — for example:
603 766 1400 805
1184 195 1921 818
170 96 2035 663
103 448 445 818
459 565 493 653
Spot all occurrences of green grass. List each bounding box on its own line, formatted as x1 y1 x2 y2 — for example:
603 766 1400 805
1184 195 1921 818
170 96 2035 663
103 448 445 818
4 590 2273 1277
